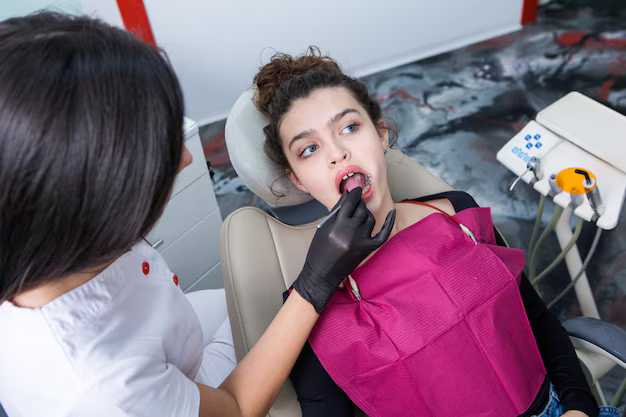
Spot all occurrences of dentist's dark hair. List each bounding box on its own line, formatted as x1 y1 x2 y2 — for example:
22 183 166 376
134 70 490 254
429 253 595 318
0 12 184 303
253 46 396 172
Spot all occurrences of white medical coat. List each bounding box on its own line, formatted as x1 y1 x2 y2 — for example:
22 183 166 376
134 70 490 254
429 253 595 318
0 241 236 417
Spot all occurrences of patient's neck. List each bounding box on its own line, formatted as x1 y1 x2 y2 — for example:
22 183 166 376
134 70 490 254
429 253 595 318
371 191 400 239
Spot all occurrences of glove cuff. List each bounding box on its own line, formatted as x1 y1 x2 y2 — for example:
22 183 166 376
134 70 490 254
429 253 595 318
292 263 338 314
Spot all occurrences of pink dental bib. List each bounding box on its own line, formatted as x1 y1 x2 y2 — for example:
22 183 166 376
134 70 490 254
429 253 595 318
308 207 546 417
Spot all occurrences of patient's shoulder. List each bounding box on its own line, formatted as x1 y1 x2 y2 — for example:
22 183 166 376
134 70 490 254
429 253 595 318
394 198 454 230
394 191 478 231
408 191 479 213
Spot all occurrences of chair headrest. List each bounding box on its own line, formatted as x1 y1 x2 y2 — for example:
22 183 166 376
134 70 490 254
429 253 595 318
225 89 313 207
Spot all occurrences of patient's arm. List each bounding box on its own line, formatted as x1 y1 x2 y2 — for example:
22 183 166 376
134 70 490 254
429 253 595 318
290 341 354 417
518 272 598 417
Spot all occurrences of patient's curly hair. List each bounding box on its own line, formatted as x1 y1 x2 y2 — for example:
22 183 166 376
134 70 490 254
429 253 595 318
253 46 395 172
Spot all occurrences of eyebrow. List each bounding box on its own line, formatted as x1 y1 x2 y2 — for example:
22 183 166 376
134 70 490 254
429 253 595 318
288 108 361 150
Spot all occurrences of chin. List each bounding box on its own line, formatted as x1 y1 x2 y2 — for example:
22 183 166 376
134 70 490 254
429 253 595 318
364 192 383 213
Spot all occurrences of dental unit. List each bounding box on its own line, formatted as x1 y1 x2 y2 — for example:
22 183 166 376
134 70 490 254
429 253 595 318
498 92 626 407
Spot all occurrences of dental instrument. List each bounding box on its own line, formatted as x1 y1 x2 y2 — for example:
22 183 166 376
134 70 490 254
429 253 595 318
317 204 342 229
318 177 373 229
509 156 542 191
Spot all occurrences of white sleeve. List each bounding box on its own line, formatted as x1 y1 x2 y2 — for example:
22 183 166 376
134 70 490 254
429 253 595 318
195 318 237 388
67 392 129 417
75 357 200 417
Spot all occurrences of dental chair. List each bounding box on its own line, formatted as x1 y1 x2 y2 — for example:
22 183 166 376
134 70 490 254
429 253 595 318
220 89 626 416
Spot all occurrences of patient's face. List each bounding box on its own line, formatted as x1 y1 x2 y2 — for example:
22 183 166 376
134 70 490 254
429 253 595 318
279 86 389 212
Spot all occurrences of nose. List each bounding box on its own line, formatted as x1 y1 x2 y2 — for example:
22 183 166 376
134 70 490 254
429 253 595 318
328 142 349 166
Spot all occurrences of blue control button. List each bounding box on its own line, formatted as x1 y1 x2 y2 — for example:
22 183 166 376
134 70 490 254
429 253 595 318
534 134 541 140
518 150 526 158
525 134 532 141
526 143 533 149
513 146 520 153
524 156 530 163
535 142 542 149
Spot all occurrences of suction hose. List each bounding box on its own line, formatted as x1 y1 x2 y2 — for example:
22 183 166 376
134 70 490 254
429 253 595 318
611 376 626 408
548 226 602 309
528 194 546 262
529 206 564 288
532 217 584 287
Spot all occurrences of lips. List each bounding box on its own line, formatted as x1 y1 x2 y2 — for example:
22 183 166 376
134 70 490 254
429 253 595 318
335 165 372 194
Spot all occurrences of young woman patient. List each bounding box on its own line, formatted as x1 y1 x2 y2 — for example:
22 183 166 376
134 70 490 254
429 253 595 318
252 48 618 417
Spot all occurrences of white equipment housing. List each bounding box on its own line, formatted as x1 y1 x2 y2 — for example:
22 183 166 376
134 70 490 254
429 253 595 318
497 92 626 231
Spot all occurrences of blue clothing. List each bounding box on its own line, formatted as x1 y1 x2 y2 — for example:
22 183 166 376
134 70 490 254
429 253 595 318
536 384 620 417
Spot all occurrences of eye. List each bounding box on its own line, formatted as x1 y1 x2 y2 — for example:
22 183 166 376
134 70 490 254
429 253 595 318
340 123 359 135
300 144 318 157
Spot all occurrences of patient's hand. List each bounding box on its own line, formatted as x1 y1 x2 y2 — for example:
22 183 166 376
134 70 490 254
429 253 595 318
561 411 589 417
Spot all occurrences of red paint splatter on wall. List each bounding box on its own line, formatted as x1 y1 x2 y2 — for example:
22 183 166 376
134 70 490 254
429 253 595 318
558 31 626 48
598 79 615 102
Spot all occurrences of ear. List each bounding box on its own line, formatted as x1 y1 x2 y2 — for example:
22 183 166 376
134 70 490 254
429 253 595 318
377 120 389 149
286 168 306 192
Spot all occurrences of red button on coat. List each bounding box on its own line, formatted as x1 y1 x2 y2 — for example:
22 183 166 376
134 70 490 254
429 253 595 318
142 261 150 275
173 275 179 286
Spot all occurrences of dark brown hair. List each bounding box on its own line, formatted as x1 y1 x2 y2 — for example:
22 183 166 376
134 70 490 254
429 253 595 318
253 46 395 171
0 12 184 302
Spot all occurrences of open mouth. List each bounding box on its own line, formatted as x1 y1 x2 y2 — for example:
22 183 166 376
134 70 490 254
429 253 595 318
337 169 372 195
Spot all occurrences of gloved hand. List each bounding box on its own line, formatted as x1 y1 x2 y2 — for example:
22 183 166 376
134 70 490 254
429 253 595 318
292 187 396 314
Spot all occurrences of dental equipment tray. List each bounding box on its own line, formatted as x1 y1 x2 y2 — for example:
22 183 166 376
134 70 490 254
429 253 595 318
497 92 626 230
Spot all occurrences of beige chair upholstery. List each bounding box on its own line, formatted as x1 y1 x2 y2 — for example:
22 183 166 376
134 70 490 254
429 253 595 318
221 90 452 417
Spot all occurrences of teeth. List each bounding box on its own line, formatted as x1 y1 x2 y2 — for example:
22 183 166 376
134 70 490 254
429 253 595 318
362 176 372 193
339 173 372 193
341 172 357 181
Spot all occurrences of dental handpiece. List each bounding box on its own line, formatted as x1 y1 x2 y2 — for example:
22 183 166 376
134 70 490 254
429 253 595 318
574 169 604 215
509 157 542 192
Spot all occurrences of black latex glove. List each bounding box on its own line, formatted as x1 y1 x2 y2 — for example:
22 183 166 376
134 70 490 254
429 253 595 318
292 187 396 314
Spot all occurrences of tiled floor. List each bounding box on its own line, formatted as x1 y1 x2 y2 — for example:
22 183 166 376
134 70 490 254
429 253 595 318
200 0 626 406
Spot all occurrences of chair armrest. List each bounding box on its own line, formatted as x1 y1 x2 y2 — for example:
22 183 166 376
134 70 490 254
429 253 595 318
564 317 626 369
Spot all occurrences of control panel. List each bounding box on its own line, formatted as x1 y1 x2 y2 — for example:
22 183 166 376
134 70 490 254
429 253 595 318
497 120 563 181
